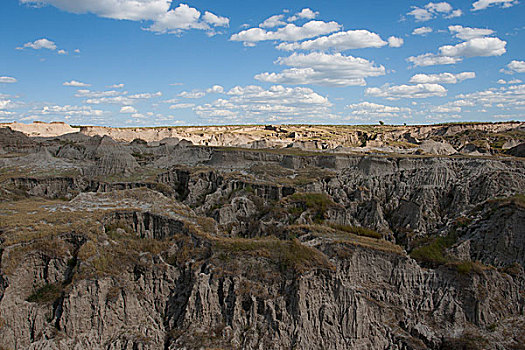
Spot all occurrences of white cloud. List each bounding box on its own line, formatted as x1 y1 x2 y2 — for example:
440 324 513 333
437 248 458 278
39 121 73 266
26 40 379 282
430 105 462 113
33 104 105 117
254 52 386 87
366 83 447 99
388 36 404 48
407 2 462 21
259 14 286 28
230 20 341 44
19 1 229 35
0 100 12 109
57 49 67 55
346 102 411 118
412 27 433 35
439 37 506 57
63 80 91 87
169 103 195 109
86 96 134 105
74 49 81 53
446 9 464 18
453 84 525 110
80 90 161 105
128 92 162 99
409 72 475 84
109 83 125 88
502 60 525 74
277 29 387 51
206 85 224 94
408 37 506 67
178 90 206 99
0 76 17 83
448 25 495 40
472 0 519 11
288 8 319 22
407 53 462 67
120 106 138 113
195 85 332 123
508 79 523 84
17 38 57 50
202 11 229 27
75 89 123 98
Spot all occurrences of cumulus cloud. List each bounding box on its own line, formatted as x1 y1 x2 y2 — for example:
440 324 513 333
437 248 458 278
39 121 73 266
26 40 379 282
202 11 229 27
206 85 224 94
57 49 67 55
407 2 462 21
0 76 17 83
346 102 411 118
195 85 332 123
407 53 462 67
430 105 462 113
439 37 506 57
169 103 195 109
0 99 12 109
259 14 286 28
63 80 91 87
128 92 162 99
448 25 495 40
109 83 125 88
120 106 138 113
19 1 229 35
365 83 447 99
17 38 57 50
412 27 433 35
79 89 161 104
409 72 476 84
277 29 388 51
178 90 206 99
501 60 525 74
230 20 341 44
254 52 386 87
33 104 105 117
75 89 124 98
288 8 319 22
388 36 404 48
472 0 519 11
453 84 525 110
497 79 523 84
408 37 506 67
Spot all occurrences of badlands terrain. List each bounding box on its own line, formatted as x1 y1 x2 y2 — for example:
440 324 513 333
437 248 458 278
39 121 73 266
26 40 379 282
0 121 524 349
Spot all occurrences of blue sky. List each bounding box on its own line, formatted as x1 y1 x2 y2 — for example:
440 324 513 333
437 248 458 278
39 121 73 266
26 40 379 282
0 0 524 126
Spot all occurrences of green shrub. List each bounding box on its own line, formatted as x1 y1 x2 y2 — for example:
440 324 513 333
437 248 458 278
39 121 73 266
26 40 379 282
410 233 456 265
330 224 382 239
456 261 474 274
26 283 62 304
288 193 335 223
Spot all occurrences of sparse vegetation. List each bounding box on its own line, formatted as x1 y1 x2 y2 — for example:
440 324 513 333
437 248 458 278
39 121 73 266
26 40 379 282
214 236 334 273
287 192 337 223
26 283 62 304
329 224 383 239
410 233 457 266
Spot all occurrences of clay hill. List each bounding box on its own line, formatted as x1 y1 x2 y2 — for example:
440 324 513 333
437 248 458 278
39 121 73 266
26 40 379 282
0 121 524 349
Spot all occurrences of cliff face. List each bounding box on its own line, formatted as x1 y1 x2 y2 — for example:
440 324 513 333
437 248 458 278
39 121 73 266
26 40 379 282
0 123 524 349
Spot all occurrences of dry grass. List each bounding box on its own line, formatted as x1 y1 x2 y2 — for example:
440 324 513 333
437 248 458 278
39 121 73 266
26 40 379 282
214 236 335 273
289 224 404 255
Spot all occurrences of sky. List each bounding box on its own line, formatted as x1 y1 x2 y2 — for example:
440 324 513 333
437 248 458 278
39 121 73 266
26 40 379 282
0 0 524 126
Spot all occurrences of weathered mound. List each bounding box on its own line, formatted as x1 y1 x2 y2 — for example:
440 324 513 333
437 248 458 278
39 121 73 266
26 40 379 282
0 127 35 149
418 139 457 155
506 142 525 157
83 135 139 176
